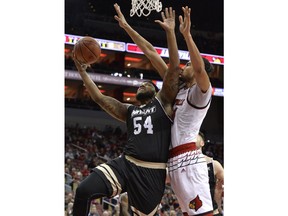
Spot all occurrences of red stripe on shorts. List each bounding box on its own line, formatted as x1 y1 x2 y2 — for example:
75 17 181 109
168 142 197 158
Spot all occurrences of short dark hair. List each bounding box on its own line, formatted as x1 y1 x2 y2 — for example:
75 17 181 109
202 57 214 74
198 131 205 141
146 80 159 92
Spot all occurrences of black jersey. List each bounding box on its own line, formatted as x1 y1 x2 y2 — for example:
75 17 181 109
125 97 172 163
207 160 218 210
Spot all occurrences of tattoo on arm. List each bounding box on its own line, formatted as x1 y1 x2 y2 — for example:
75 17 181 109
97 96 128 122
161 67 181 103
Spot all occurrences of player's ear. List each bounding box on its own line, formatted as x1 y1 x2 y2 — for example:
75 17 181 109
201 141 205 147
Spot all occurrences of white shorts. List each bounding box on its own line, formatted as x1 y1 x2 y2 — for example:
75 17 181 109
168 149 213 215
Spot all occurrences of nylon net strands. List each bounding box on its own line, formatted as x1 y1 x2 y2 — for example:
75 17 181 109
130 0 162 17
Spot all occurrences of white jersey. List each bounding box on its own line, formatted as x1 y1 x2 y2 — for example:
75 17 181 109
171 83 212 148
168 83 213 215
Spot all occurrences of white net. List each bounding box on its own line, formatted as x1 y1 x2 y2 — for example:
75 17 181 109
130 0 162 17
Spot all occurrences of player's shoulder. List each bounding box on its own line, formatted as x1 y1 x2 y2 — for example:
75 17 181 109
213 159 224 174
204 155 213 163
213 159 223 167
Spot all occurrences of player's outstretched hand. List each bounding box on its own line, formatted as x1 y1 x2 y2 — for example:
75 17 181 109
114 3 129 29
155 7 175 32
72 52 89 73
179 6 191 37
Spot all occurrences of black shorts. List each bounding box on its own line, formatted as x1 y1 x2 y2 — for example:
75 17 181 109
93 155 166 215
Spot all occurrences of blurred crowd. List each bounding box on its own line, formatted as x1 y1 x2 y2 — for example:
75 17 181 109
65 124 223 215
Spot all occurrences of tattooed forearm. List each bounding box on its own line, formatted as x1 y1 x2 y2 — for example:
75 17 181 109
166 67 181 93
97 96 127 122
161 66 180 103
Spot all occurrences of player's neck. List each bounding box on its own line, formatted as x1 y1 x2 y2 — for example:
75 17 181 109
186 80 196 88
138 98 153 106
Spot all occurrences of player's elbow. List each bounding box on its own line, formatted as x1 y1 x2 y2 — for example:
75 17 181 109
91 93 104 104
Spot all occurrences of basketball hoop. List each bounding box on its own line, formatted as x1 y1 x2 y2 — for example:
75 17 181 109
130 0 162 17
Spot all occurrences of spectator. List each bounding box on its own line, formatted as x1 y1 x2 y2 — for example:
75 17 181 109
88 204 100 216
81 164 90 178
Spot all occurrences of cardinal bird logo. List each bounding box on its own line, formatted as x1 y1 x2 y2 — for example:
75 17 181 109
189 195 202 211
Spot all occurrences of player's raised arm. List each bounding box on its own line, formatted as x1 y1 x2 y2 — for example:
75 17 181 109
179 6 210 92
114 3 168 78
155 7 180 106
73 59 129 122
155 7 180 72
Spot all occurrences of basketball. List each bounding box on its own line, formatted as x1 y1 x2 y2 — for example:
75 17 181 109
73 36 101 65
